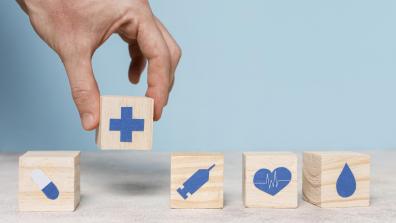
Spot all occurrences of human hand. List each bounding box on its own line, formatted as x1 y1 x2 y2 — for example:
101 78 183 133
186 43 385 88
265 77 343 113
16 0 181 130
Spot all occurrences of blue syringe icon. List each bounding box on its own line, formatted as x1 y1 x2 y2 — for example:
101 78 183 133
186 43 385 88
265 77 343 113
177 164 216 200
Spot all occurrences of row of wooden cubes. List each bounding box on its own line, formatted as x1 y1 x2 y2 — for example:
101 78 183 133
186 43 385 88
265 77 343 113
18 151 370 211
172 152 370 209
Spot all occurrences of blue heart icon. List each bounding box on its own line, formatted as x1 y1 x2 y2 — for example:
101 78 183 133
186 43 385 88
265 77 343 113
253 167 292 196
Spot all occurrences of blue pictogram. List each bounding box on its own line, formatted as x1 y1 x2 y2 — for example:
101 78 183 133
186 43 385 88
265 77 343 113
31 169 59 200
253 167 292 196
336 163 356 198
177 164 216 200
109 107 144 142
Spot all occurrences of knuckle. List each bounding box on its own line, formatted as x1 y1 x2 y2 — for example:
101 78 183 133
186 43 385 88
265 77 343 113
168 43 181 68
172 44 182 61
71 87 93 107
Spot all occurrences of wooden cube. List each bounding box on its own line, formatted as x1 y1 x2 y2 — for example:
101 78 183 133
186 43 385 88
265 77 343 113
170 153 224 209
243 152 298 208
96 96 154 150
19 151 80 211
303 151 370 208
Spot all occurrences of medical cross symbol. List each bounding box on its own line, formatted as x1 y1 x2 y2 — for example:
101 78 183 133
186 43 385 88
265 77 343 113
109 107 144 142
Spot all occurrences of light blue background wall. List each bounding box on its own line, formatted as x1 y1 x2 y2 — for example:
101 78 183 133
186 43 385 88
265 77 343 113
0 1 395 151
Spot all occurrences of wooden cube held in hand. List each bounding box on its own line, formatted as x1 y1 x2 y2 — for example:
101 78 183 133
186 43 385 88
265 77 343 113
19 151 80 212
170 153 224 209
303 151 370 208
243 152 298 208
96 96 154 150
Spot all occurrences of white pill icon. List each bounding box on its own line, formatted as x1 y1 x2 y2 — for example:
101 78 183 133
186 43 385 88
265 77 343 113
31 169 59 200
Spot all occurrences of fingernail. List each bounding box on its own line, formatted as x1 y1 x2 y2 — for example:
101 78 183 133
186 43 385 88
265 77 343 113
82 113 95 130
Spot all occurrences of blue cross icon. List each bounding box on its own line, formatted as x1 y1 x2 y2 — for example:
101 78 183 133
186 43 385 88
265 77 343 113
109 107 145 142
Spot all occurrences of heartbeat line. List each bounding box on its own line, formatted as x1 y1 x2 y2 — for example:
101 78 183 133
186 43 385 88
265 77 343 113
254 170 290 189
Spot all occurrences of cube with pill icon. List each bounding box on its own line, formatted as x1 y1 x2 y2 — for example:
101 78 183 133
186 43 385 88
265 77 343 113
96 96 154 150
170 153 224 209
19 151 80 211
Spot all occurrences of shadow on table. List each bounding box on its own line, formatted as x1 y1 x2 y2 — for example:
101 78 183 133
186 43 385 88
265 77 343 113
81 152 170 196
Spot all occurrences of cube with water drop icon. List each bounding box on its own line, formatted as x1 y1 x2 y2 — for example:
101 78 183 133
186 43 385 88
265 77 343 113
19 151 80 211
303 151 370 208
243 152 298 208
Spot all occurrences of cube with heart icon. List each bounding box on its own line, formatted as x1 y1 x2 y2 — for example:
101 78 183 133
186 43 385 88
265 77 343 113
303 151 370 208
243 152 297 208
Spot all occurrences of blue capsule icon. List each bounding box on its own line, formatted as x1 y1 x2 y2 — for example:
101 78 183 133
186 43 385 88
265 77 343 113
31 169 59 200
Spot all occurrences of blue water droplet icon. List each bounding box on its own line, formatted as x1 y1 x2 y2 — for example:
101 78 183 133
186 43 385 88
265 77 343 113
336 163 356 198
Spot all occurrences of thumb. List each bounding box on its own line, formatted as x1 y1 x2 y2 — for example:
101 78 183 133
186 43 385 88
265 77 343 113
62 56 100 131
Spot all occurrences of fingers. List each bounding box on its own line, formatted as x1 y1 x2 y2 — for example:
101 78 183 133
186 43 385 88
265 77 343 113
120 5 181 121
154 18 182 92
128 20 181 88
128 42 147 84
136 17 172 121
62 56 100 130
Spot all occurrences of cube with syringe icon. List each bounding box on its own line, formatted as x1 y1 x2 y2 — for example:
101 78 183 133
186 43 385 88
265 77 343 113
177 164 216 199
171 153 224 209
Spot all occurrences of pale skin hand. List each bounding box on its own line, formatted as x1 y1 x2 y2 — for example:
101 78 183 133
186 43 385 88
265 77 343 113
16 0 181 130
